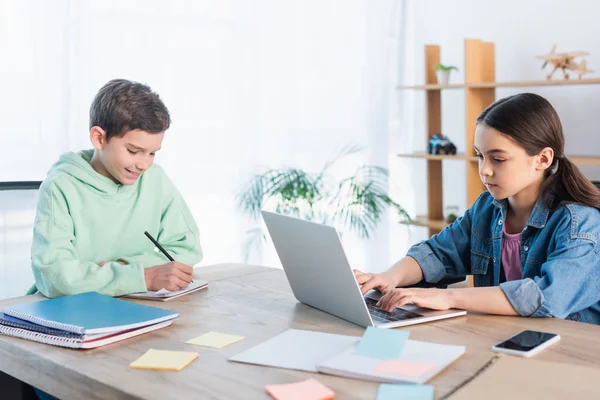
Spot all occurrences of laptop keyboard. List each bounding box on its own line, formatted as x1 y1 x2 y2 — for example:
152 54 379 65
364 297 423 323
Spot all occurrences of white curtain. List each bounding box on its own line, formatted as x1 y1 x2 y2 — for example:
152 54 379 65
0 0 403 298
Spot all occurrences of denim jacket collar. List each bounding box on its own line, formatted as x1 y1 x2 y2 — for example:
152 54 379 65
492 193 552 229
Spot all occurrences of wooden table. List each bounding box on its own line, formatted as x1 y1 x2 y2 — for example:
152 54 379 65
1 264 599 399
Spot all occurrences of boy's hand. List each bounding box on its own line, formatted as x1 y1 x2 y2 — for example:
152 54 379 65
98 261 126 267
144 261 194 292
377 288 453 312
354 269 398 295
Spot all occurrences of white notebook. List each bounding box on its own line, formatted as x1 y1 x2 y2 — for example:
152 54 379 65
317 339 465 384
230 329 465 384
125 280 208 301
0 320 172 349
230 329 360 372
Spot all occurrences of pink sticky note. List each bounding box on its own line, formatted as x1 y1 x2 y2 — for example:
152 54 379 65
265 378 335 400
373 360 436 377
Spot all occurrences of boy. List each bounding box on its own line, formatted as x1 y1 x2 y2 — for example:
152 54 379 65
29 79 202 298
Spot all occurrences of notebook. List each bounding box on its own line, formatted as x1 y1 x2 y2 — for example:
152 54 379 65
0 312 81 338
447 355 600 399
230 329 465 383
125 280 208 301
230 329 360 372
3 292 178 335
0 320 172 349
317 339 465 384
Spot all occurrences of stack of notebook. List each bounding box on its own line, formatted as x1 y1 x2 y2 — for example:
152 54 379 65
0 292 178 349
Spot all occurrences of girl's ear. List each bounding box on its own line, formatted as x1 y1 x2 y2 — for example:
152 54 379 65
89 126 107 150
536 147 554 171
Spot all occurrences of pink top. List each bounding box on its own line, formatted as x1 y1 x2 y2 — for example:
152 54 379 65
501 226 523 281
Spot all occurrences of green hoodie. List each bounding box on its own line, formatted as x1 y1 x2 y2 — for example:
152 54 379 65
29 150 202 298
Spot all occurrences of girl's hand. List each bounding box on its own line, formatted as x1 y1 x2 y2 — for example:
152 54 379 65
377 288 454 312
353 269 398 295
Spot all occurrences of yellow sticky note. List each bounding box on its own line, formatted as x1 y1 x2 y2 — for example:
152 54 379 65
265 379 335 400
185 331 245 349
129 349 198 371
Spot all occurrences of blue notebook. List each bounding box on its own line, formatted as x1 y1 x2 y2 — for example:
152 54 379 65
3 292 178 335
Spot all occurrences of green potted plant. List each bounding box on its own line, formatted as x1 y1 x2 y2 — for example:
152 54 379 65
236 146 410 261
433 63 459 85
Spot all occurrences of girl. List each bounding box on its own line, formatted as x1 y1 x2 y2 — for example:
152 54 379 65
355 93 600 324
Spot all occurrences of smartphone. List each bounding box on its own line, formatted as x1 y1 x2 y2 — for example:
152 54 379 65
492 330 560 358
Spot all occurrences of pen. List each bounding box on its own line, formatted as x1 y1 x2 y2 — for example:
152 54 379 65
144 231 194 283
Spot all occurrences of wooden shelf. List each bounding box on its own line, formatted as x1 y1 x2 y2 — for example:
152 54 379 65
397 152 600 166
397 152 478 161
566 156 600 166
400 215 448 231
397 77 600 90
397 83 467 90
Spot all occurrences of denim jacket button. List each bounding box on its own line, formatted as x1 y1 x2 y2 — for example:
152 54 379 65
498 220 503 225
493 257 496 262
524 246 529 252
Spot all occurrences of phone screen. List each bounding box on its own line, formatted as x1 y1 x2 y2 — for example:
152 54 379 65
495 330 558 352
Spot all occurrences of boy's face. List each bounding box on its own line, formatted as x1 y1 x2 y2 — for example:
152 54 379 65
474 124 551 200
90 128 164 185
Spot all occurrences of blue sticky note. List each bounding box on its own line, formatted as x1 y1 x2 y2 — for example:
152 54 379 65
376 384 434 400
354 326 409 360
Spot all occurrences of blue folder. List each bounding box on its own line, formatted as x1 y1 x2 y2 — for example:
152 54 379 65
3 292 178 335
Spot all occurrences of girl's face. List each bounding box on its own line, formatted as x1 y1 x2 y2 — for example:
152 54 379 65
474 124 551 200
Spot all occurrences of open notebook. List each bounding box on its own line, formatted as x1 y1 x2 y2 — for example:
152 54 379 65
125 280 208 301
230 329 465 384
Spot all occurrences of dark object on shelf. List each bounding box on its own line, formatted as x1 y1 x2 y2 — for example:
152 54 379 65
446 213 458 224
592 180 600 189
428 134 457 155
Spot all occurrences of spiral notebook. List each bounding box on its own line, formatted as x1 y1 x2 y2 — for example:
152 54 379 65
0 312 81 338
0 320 172 349
2 292 178 335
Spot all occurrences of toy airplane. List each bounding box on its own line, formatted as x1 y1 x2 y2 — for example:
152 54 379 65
536 45 594 80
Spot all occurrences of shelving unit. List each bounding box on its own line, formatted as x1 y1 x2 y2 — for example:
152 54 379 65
398 39 600 236
396 152 600 166
397 77 600 90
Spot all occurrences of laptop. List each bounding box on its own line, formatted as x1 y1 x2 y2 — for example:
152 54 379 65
262 211 466 328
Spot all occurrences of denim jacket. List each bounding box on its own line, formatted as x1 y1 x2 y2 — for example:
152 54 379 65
407 191 600 325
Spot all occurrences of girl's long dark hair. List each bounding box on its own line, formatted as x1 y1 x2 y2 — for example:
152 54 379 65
477 93 600 211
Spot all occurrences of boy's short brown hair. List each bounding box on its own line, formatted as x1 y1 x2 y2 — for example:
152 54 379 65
89 79 170 141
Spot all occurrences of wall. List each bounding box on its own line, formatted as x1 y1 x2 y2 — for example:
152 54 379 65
387 0 600 268
0 0 402 297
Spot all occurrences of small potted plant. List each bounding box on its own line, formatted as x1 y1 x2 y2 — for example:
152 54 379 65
433 63 459 85
445 205 459 224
